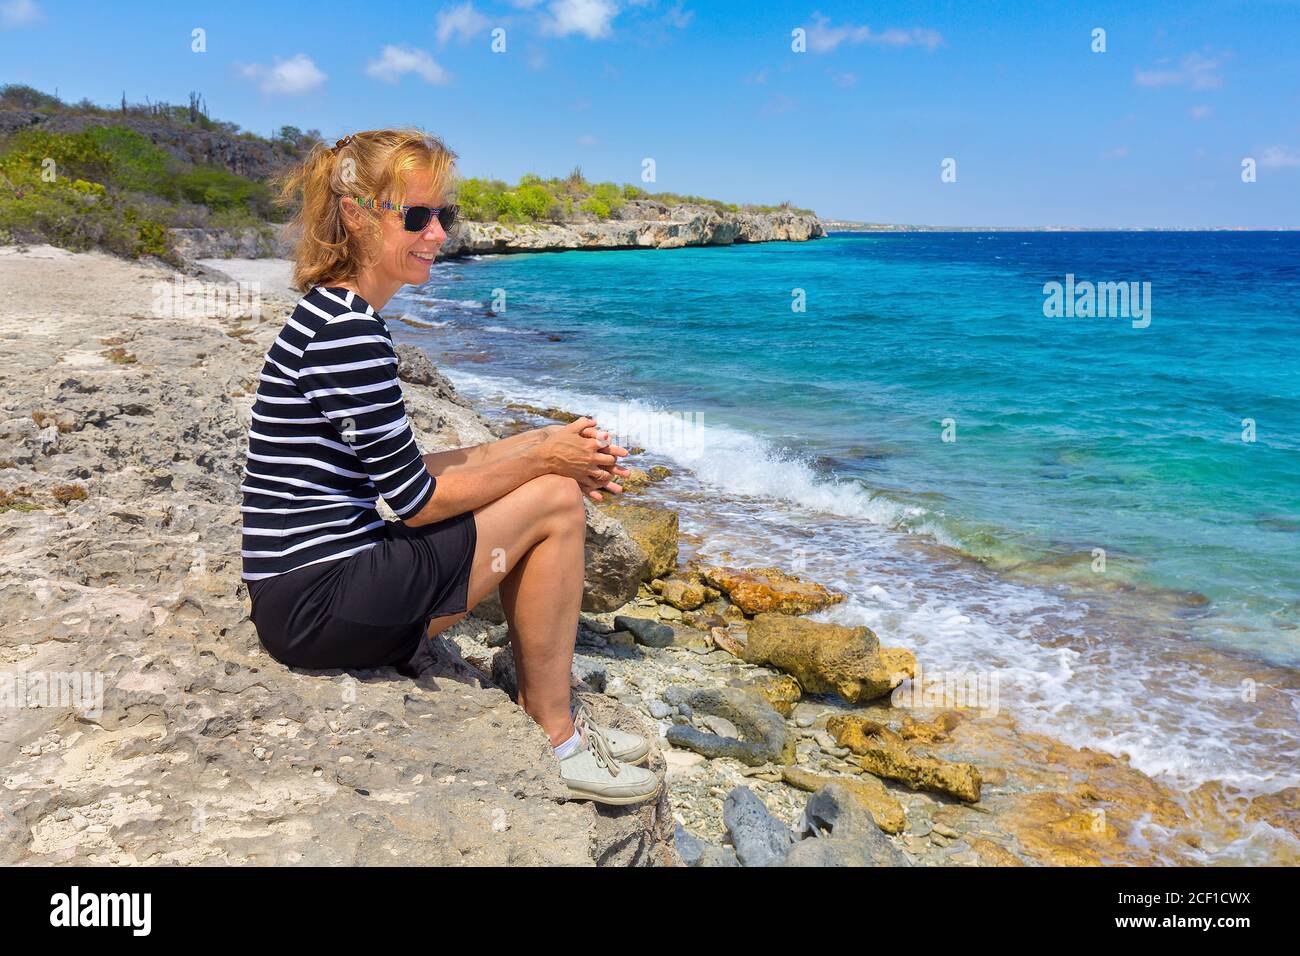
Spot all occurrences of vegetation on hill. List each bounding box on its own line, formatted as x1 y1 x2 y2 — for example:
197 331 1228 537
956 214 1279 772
457 168 811 224
0 85 313 261
0 85 812 260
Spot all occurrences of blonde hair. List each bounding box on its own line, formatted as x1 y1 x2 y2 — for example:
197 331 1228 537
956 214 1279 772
273 128 457 293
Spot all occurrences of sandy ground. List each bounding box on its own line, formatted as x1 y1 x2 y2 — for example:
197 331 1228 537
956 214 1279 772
196 257 297 302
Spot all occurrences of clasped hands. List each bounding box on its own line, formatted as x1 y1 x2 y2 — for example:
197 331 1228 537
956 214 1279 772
536 417 631 501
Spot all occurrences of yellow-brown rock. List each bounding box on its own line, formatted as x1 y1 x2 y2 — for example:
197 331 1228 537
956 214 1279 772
617 467 652 493
900 711 963 744
700 565 844 616
780 767 907 834
600 502 678 581
710 626 746 658
827 714 982 803
657 578 707 611
739 673 803 717
743 614 915 704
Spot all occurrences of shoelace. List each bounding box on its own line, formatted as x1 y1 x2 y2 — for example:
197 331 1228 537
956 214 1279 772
573 709 621 776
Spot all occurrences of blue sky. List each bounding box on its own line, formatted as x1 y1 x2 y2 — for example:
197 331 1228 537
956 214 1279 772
3 0 1299 227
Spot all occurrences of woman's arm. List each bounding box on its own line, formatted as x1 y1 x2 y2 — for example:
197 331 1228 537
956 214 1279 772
405 418 622 526
405 443 550 526
420 426 556 478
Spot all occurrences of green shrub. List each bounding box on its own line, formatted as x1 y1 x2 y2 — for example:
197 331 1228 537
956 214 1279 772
0 172 174 261
515 183 552 220
579 196 610 218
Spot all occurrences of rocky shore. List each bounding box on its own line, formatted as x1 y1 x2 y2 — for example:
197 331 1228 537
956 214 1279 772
2 246 1295 867
168 200 823 263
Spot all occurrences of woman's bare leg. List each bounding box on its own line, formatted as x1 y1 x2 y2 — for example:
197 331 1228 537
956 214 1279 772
423 473 587 746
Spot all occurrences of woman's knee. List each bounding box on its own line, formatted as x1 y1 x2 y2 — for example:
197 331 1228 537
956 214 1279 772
527 473 585 531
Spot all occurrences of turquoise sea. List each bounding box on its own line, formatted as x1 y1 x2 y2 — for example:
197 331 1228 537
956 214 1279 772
391 232 1300 855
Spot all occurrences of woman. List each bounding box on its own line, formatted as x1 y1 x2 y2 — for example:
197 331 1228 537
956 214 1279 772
240 129 660 807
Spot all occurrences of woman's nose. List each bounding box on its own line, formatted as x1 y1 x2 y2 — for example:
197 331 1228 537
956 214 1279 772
424 219 445 242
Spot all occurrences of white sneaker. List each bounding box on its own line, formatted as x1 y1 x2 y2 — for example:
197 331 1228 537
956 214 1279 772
573 701 650 765
559 717 661 806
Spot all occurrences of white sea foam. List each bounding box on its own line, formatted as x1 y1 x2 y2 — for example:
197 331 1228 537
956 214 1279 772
444 367 927 529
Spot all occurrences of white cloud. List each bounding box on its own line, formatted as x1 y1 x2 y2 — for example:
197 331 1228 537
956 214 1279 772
805 13 943 54
577 133 599 146
1259 146 1300 169
1 0 42 28
437 2 490 44
1189 104 1212 120
365 45 450 85
543 0 617 39
1101 146 1130 159
238 54 326 95
663 1 692 29
1134 51 1225 90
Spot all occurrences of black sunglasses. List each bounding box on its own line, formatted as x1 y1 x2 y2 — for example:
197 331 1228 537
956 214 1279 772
354 198 459 232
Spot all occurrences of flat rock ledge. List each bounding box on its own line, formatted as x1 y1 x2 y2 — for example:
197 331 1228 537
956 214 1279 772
0 245 675 866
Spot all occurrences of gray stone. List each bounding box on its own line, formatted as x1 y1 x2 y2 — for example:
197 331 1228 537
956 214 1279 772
795 783 910 867
664 686 792 767
722 787 794 867
613 615 675 648
675 824 740 867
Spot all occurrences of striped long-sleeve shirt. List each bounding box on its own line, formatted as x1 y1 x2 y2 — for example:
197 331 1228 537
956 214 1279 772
240 286 435 581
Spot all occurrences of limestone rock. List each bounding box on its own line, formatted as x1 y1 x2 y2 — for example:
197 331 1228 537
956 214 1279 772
582 499 649 611
657 578 707 611
599 502 678 581
736 673 802 718
700 566 844 616
826 715 982 803
439 205 823 258
743 614 915 704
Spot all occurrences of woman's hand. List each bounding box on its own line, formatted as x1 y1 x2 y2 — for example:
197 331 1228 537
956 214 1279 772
577 420 631 501
536 417 630 501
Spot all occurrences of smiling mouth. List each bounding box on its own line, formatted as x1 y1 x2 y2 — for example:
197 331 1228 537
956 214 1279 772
410 251 436 262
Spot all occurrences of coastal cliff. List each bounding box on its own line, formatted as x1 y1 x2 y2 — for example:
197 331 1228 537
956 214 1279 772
439 200 825 256
168 202 824 263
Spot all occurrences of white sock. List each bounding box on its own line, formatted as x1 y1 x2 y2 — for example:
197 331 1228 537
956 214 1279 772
553 727 581 759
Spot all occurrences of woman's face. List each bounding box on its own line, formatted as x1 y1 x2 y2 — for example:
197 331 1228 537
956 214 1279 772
366 167 448 291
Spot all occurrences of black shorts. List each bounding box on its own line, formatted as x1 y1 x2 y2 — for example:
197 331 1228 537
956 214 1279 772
247 510 478 675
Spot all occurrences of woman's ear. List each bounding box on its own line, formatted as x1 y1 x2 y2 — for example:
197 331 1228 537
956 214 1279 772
339 196 362 233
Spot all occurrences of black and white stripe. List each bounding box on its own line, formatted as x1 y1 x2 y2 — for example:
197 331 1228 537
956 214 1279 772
240 286 435 581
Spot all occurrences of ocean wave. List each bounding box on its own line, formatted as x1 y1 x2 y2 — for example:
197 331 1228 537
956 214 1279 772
443 366 927 529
